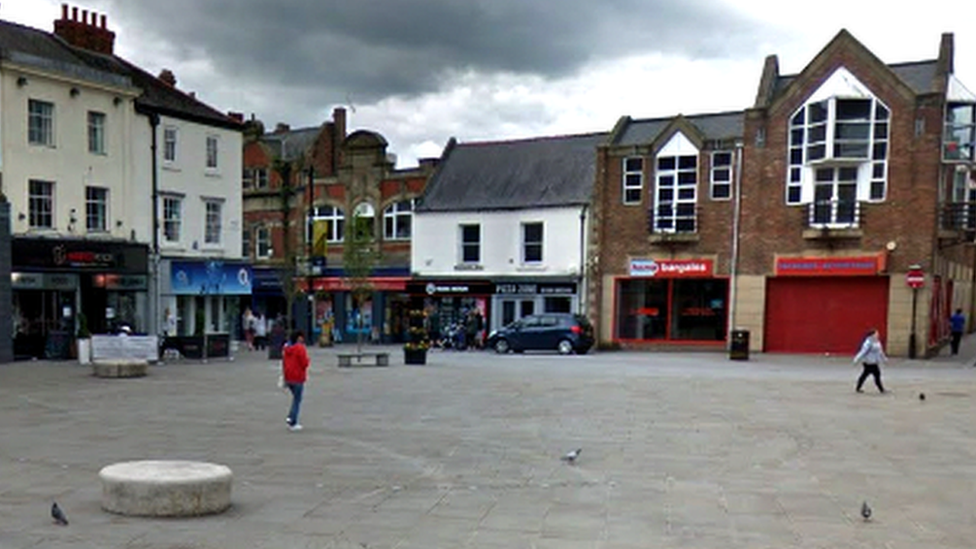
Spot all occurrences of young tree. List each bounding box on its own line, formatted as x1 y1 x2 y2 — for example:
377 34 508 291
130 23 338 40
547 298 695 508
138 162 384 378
342 209 379 354
271 158 297 333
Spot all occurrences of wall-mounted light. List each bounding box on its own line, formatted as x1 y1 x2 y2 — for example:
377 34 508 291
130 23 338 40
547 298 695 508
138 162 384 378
113 96 122 106
116 219 123 228
18 212 26 221
70 87 80 98
16 76 27 87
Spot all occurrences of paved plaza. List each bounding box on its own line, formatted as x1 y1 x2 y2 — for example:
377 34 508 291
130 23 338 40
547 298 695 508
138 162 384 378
2 342 976 548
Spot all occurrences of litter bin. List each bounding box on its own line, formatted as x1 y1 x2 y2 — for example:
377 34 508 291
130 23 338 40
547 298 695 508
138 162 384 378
729 329 749 360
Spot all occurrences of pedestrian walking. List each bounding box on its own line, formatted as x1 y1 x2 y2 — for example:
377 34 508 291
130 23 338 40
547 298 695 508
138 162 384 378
282 330 310 431
853 328 887 393
242 308 255 351
950 308 966 355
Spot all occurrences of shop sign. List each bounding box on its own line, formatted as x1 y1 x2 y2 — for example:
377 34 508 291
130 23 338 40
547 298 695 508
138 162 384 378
629 259 714 278
171 261 253 295
94 274 148 290
297 277 408 292
775 256 883 276
11 272 79 290
12 238 148 273
494 283 578 295
426 282 470 294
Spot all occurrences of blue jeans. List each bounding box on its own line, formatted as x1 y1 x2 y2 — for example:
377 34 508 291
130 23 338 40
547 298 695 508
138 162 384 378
286 382 304 426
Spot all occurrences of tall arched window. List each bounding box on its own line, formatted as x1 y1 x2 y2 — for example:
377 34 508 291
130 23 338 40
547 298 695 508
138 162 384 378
352 202 375 239
383 199 414 240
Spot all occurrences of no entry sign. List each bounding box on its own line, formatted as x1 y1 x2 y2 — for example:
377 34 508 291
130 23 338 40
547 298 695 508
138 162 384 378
906 268 925 289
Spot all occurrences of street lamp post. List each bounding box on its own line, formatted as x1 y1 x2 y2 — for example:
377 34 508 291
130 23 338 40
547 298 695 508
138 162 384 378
306 166 315 341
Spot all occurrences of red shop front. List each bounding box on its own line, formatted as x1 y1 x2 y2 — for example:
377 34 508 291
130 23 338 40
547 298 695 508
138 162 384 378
614 258 727 344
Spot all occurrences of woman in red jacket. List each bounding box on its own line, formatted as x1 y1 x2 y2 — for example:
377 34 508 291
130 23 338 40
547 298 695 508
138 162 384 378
282 330 310 431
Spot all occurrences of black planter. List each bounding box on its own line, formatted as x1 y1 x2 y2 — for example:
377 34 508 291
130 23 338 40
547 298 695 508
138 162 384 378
404 348 427 365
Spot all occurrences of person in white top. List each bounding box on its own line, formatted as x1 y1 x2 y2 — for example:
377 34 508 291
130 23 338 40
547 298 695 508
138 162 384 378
853 328 887 393
255 312 268 350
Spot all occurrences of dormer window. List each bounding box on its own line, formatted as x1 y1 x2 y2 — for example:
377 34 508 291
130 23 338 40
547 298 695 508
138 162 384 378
787 86 889 205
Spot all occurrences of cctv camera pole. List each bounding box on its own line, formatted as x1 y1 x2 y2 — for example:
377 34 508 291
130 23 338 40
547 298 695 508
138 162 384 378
306 166 315 341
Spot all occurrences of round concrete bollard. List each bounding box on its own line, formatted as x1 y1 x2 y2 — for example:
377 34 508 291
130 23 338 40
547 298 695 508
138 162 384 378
100 460 232 517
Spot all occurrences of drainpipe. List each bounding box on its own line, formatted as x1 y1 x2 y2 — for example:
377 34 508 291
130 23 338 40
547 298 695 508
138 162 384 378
727 140 744 349
149 112 161 338
578 204 587 316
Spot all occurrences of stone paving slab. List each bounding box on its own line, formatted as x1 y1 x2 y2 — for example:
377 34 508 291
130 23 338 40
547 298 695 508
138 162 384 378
3 340 976 548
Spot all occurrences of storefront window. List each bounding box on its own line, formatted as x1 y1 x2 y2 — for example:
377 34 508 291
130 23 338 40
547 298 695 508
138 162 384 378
616 279 727 341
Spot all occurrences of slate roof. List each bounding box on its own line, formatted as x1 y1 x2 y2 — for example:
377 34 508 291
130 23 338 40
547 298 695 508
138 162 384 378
418 132 608 212
261 127 321 161
0 19 238 130
614 111 744 147
773 60 940 99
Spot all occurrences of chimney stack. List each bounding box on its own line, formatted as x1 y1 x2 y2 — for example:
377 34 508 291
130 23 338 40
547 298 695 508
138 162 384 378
227 112 244 123
157 69 177 87
54 3 116 56
274 123 291 134
333 107 347 140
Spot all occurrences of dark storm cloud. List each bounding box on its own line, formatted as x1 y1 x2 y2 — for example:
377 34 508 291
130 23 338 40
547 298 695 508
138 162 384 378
97 0 768 102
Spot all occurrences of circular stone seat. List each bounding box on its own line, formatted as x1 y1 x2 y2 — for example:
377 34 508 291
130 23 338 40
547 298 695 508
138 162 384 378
100 460 232 517
92 359 148 378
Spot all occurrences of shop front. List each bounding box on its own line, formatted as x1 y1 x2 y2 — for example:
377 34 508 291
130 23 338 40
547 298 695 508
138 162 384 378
299 275 411 345
490 280 578 331
407 280 493 348
614 258 728 344
159 259 253 345
10 237 149 359
765 255 889 354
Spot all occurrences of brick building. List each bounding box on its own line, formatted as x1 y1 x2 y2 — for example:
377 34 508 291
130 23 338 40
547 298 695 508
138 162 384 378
242 110 435 343
590 30 976 357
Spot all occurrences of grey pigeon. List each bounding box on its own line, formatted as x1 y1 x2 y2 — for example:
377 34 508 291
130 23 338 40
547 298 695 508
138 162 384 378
561 448 582 464
51 502 68 526
860 501 871 521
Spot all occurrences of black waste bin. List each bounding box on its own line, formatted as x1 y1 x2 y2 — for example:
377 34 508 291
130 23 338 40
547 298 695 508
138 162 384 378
729 329 749 360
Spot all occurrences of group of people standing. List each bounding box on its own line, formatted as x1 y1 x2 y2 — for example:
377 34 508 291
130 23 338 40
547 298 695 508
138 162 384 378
242 308 269 351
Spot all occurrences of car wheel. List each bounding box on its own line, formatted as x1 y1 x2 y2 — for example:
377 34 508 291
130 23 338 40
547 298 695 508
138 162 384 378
557 339 574 355
494 339 510 354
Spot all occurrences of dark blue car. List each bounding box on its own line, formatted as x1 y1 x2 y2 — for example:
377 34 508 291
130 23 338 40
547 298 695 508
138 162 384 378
486 313 594 355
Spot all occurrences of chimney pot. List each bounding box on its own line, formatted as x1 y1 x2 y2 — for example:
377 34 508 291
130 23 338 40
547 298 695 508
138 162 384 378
100 14 107 29
61 4 68 20
81 9 88 25
72 6 78 21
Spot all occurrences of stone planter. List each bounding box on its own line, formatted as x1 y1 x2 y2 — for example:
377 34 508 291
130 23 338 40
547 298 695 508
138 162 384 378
404 348 427 365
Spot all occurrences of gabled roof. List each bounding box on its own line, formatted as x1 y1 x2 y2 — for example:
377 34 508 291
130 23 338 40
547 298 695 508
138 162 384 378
772 61 940 99
418 132 608 212
613 111 743 147
0 18 239 130
262 127 321 161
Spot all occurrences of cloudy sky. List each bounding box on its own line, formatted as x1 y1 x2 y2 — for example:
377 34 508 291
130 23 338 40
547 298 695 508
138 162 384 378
6 1 976 167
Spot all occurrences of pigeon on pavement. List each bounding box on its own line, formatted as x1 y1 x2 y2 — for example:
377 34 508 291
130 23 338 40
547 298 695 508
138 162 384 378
51 502 68 526
861 501 872 522
561 448 582 464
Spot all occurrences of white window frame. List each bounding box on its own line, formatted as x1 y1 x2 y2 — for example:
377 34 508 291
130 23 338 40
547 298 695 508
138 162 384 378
383 199 414 240
88 111 106 155
28 179 54 229
256 225 272 258
241 225 251 258
206 135 219 170
710 151 733 200
787 96 889 205
204 200 223 244
811 166 859 227
460 224 481 264
312 205 345 243
162 196 182 243
28 99 55 147
242 167 254 189
163 127 177 163
521 221 543 264
622 157 643 205
85 186 108 232
653 154 698 233
255 168 268 189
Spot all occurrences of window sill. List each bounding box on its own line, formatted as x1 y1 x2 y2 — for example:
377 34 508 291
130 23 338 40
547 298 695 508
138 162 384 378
454 263 484 271
648 232 700 244
205 169 221 178
516 264 547 272
162 164 181 173
802 227 862 240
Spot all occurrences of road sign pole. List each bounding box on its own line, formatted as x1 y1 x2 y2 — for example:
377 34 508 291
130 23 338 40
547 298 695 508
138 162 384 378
909 286 918 359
